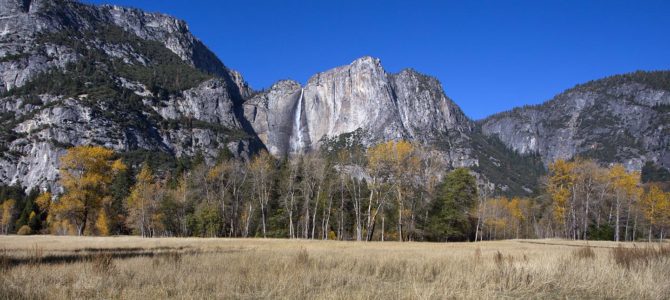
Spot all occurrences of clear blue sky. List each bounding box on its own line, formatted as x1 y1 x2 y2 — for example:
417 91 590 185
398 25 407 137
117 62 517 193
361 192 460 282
86 0 670 119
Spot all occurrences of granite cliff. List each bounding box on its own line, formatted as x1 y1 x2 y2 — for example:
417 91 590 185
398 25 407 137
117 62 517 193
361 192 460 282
0 0 667 196
0 0 256 192
481 72 670 171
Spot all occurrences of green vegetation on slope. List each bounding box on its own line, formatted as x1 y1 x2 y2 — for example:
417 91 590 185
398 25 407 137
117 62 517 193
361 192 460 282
470 132 546 196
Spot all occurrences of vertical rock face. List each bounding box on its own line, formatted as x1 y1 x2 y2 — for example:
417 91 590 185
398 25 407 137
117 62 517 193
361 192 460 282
243 80 301 157
0 0 249 94
1 0 668 196
390 69 472 142
480 73 670 170
0 0 256 192
300 57 404 150
244 56 473 156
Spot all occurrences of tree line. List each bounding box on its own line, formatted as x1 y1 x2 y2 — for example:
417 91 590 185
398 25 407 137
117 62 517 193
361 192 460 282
1 143 669 242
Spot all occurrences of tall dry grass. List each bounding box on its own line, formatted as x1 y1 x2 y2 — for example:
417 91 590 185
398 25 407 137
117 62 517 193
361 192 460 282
0 236 668 299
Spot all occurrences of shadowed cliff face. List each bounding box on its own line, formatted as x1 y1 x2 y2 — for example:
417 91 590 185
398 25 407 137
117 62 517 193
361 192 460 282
244 57 473 157
480 73 670 170
243 80 302 157
0 0 256 192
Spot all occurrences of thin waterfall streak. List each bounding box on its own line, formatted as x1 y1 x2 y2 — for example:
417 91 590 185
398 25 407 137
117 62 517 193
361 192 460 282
291 88 304 153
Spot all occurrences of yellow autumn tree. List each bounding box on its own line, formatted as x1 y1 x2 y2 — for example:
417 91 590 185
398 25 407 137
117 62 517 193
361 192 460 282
640 184 670 242
125 164 159 237
608 164 642 241
35 192 52 213
547 160 575 237
367 140 421 241
51 146 126 236
249 150 274 238
485 197 508 239
1 199 16 234
508 197 525 238
96 209 110 236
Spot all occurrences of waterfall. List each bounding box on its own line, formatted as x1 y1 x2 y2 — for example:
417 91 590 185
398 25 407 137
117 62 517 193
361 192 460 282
290 88 304 153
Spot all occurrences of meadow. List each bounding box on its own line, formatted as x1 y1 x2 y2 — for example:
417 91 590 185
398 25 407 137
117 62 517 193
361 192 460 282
0 236 669 299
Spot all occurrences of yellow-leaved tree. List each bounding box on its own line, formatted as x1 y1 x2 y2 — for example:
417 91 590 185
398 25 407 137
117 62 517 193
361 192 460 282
367 140 420 241
51 146 126 235
125 164 163 237
608 164 641 241
1 199 16 234
640 184 670 242
249 150 274 238
547 160 575 237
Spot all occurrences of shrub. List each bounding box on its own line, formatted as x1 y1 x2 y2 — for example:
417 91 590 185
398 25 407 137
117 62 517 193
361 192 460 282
294 248 310 266
92 252 116 274
588 224 615 241
0 249 9 270
474 247 482 263
573 246 596 260
29 244 42 264
17 225 31 235
166 251 182 265
611 245 670 269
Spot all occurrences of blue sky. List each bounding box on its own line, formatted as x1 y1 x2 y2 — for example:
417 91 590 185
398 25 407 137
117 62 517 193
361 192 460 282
86 0 670 119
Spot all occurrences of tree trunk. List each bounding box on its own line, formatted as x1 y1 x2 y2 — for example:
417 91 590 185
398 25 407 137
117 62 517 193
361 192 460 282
81 205 89 236
311 186 320 239
381 215 385 242
615 195 621 242
324 194 333 240
365 182 375 241
624 199 631 241
244 203 252 238
583 189 590 240
339 180 344 240
260 201 267 238
397 186 403 242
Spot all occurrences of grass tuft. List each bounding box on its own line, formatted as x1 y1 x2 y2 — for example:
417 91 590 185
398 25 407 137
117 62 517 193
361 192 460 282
573 245 596 260
91 252 116 275
294 247 310 267
611 244 670 269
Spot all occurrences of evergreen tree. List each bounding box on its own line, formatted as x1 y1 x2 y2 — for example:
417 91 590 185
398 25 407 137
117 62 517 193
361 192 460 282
428 168 478 241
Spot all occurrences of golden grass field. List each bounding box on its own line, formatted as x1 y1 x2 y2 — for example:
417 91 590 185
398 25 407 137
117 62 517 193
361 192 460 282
1 236 669 299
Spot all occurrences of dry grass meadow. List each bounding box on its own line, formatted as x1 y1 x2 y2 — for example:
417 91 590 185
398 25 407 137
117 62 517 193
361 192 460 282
1 236 669 299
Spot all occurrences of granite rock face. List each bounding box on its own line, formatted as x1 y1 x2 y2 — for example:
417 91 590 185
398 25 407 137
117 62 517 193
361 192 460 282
0 0 249 94
480 74 670 170
244 57 473 157
1 0 667 196
243 80 302 157
0 0 255 192
0 78 252 192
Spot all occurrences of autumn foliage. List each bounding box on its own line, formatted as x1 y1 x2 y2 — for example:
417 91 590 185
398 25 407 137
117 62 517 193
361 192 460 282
1 143 669 242
48 146 126 235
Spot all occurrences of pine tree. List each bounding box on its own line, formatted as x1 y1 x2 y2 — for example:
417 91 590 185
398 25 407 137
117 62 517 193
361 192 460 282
428 168 478 241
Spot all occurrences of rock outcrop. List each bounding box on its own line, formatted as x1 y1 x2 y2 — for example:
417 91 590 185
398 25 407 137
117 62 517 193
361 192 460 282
1 0 667 196
480 72 670 170
244 57 472 157
0 0 256 192
0 0 249 94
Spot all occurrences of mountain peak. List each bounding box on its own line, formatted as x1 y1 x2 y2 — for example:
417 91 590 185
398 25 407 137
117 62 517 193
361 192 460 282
350 56 382 66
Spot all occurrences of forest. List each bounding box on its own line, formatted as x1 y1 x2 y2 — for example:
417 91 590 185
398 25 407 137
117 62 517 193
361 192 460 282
1 142 669 242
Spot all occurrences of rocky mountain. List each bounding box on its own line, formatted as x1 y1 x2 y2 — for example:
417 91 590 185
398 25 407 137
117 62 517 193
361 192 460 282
481 72 670 171
243 57 472 157
0 0 666 197
244 56 546 195
0 0 257 192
